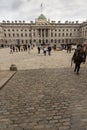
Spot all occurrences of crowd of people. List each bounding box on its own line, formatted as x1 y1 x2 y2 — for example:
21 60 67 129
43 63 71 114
10 44 34 54
9 43 87 75
37 45 52 56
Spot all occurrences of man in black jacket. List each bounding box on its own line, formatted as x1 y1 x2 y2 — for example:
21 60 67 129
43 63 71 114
72 47 86 74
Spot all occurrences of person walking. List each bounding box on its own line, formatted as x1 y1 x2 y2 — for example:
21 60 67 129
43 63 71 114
37 46 41 54
67 44 71 53
28 44 30 53
43 47 47 56
72 46 86 74
48 46 52 55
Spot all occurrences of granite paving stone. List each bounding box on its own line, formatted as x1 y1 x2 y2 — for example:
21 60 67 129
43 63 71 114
0 47 87 130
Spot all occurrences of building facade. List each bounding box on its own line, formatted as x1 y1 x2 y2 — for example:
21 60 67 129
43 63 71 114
0 14 87 47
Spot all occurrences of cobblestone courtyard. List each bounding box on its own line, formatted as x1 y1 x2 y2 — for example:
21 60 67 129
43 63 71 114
0 48 87 130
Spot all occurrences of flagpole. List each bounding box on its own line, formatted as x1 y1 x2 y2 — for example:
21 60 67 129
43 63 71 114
41 3 43 14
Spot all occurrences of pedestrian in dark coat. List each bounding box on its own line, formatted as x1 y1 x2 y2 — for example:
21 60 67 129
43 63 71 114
43 47 47 56
72 47 86 74
37 46 40 54
48 46 52 55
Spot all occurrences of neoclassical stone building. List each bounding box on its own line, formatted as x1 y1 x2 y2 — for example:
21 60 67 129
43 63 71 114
0 14 87 47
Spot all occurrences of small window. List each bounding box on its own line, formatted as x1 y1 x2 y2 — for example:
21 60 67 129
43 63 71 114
29 33 31 37
33 32 35 37
25 33 27 37
62 33 64 37
51 32 53 37
21 33 23 37
59 33 61 37
26 40 28 43
66 33 68 36
51 39 53 43
70 33 72 36
55 33 57 37
58 40 60 43
17 33 19 37
22 40 24 43
9 33 11 37
13 33 15 37
4 33 6 37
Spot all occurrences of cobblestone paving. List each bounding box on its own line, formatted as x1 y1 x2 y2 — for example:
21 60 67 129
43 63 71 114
0 68 87 130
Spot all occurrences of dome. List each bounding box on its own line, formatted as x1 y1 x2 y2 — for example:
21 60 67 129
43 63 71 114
38 14 47 20
36 14 49 25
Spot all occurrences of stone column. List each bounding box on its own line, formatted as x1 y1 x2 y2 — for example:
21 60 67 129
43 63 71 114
31 29 33 44
48 29 51 44
44 29 45 44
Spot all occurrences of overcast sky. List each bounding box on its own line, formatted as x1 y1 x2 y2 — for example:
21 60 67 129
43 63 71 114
0 0 87 22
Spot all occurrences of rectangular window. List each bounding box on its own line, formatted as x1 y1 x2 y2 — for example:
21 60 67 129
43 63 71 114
29 33 31 37
58 40 60 43
70 33 72 36
17 33 19 37
33 32 35 37
34 39 36 42
51 39 53 43
59 33 61 37
9 33 11 37
26 40 28 43
13 33 15 37
62 33 64 37
55 39 57 43
66 33 68 36
22 40 24 43
62 39 64 43
4 33 6 37
51 33 53 37
55 33 57 37
21 33 23 37
5 40 7 43
25 33 27 37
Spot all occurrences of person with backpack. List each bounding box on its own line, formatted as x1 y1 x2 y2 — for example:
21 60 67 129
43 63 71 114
43 46 47 56
47 46 52 55
72 46 86 74
37 46 41 54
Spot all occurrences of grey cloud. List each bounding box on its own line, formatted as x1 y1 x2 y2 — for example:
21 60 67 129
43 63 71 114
0 0 87 22
11 0 24 9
